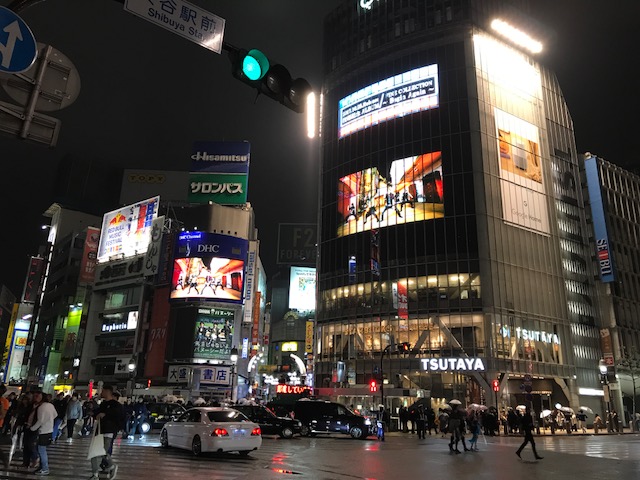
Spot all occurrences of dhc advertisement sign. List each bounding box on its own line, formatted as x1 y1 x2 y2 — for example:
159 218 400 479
170 232 248 303
584 156 615 282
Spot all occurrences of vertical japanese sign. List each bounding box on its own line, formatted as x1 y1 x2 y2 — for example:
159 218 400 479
243 241 258 324
251 291 261 349
79 227 100 284
305 320 314 353
22 256 44 303
600 328 614 366
396 281 408 319
143 216 164 277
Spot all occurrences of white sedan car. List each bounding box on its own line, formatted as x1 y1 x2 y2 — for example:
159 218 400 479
160 407 262 456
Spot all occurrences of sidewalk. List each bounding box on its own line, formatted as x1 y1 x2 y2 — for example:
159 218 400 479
387 427 639 437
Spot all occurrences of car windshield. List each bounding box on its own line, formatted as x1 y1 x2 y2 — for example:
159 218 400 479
207 410 250 423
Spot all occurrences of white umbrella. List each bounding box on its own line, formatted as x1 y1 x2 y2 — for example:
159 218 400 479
8 432 19 464
559 406 574 414
469 403 488 411
540 409 552 418
578 406 594 414
449 399 462 406
516 405 527 412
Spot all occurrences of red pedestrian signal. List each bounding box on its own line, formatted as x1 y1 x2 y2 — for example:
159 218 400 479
397 342 411 353
492 379 500 392
369 380 378 393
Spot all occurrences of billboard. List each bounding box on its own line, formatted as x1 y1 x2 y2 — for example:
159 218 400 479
189 141 250 205
494 109 549 234
170 232 248 303
97 196 159 263
289 267 316 311
79 227 100 284
22 256 45 303
193 307 235 360
338 64 439 139
277 223 317 265
337 152 444 237
585 156 615 282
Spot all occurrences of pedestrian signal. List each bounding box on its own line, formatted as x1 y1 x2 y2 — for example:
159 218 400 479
369 380 378 393
492 379 500 392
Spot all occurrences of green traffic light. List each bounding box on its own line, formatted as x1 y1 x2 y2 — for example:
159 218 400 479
242 49 270 81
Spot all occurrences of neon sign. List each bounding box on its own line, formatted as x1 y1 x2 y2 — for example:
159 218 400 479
276 385 311 395
420 357 485 372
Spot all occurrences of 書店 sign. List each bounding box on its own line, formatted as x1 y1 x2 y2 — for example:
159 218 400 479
420 357 485 372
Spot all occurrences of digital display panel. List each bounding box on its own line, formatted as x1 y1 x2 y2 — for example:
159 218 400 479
337 152 444 237
338 64 439 139
170 232 248 303
288 266 316 311
97 196 159 263
193 307 235 360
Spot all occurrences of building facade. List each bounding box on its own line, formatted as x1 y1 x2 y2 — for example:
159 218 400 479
316 0 603 416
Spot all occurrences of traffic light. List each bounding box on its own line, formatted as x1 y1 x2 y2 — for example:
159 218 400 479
228 45 312 113
492 379 500 392
397 342 411 353
369 380 378 393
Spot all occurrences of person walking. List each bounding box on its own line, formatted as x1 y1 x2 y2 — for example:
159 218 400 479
29 390 57 476
515 406 543 461
375 405 386 441
0 385 11 468
51 393 66 442
130 397 149 438
468 411 481 451
438 408 449 438
66 393 82 439
448 406 463 453
576 410 588 434
415 405 426 439
89 385 124 480
399 406 408 433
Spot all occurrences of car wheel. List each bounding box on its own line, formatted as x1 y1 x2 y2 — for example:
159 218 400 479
160 429 169 448
192 435 202 456
300 424 311 437
280 426 294 439
239 450 251 456
350 426 365 439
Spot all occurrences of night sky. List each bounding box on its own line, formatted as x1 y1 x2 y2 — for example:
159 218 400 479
0 0 637 299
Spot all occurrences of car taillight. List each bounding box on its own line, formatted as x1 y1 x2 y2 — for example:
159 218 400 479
251 427 261 436
212 428 229 437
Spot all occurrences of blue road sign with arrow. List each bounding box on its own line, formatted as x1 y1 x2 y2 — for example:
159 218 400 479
0 6 37 74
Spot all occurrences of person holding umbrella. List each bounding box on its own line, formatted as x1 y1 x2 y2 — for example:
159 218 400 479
515 405 543 461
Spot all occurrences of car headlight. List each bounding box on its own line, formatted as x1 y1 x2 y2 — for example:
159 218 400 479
297 420 302 426
365 419 372 426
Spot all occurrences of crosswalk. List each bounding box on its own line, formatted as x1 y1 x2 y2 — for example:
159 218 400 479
0 434 291 480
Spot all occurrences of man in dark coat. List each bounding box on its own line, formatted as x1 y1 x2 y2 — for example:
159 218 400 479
515 406 543 460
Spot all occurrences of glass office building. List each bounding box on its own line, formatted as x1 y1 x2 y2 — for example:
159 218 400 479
316 0 603 414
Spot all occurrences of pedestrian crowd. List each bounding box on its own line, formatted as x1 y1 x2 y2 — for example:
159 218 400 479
0 383 160 479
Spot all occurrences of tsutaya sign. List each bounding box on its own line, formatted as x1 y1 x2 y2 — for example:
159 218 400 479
421 357 486 372
501 326 560 345
359 0 380 11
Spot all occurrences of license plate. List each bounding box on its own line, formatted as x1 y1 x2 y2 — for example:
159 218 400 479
234 429 247 437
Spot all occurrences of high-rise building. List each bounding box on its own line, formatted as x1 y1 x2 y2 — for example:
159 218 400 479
317 0 602 415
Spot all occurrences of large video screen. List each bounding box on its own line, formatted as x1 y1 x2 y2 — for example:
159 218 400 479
289 266 316 311
338 64 439 139
170 232 248 303
337 152 444 237
193 307 235 360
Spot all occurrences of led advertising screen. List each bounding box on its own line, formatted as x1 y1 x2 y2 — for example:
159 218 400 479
494 108 549 234
194 307 235 360
170 232 248 303
338 64 439 139
97 196 160 263
337 152 444 237
288 266 316 311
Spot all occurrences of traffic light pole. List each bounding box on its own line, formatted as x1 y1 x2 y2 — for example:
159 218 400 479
380 345 391 409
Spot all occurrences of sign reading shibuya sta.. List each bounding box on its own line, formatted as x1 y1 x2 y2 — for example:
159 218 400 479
189 141 250 205
421 357 486 372
124 0 225 54
338 64 439 138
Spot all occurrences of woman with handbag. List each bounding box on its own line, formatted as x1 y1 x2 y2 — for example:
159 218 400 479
28 390 57 476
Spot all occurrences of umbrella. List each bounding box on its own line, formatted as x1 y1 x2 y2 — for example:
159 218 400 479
8 432 19 464
449 399 462 406
540 409 552 418
469 403 488 411
578 406 594 414
559 406 574 414
515 405 527 412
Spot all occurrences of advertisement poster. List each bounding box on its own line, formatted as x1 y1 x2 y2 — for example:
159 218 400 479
143 216 164 277
337 151 444 237
97 196 159 263
338 64 439 139
193 307 235 360
494 108 549 234
79 227 100 284
288 267 316 311
22 256 45 303
189 141 250 205
170 232 248 303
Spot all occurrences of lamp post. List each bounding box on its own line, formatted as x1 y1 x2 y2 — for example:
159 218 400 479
380 344 392 409
230 347 238 403
599 361 611 432
127 357 136 399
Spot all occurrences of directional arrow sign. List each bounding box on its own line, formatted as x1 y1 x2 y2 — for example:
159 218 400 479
0 6 37 74
124 0 225 54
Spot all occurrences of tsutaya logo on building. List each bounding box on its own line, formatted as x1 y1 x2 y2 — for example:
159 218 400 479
359 0 379 10
421 357 486 372
501 326 560 344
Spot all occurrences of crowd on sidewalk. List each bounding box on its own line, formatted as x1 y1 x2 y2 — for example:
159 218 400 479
0 383 157 479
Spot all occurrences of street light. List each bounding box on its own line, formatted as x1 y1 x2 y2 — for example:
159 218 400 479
599 360 612 432
230 347 239 403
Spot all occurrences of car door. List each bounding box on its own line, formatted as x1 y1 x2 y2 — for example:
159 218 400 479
334 405 352 434
319 403 336 432
168 411 190 448
255 407 277 435
182 409 203 448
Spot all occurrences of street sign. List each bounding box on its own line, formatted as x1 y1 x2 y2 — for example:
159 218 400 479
124 0 225 54
0 99 60 146
0 6 37 74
